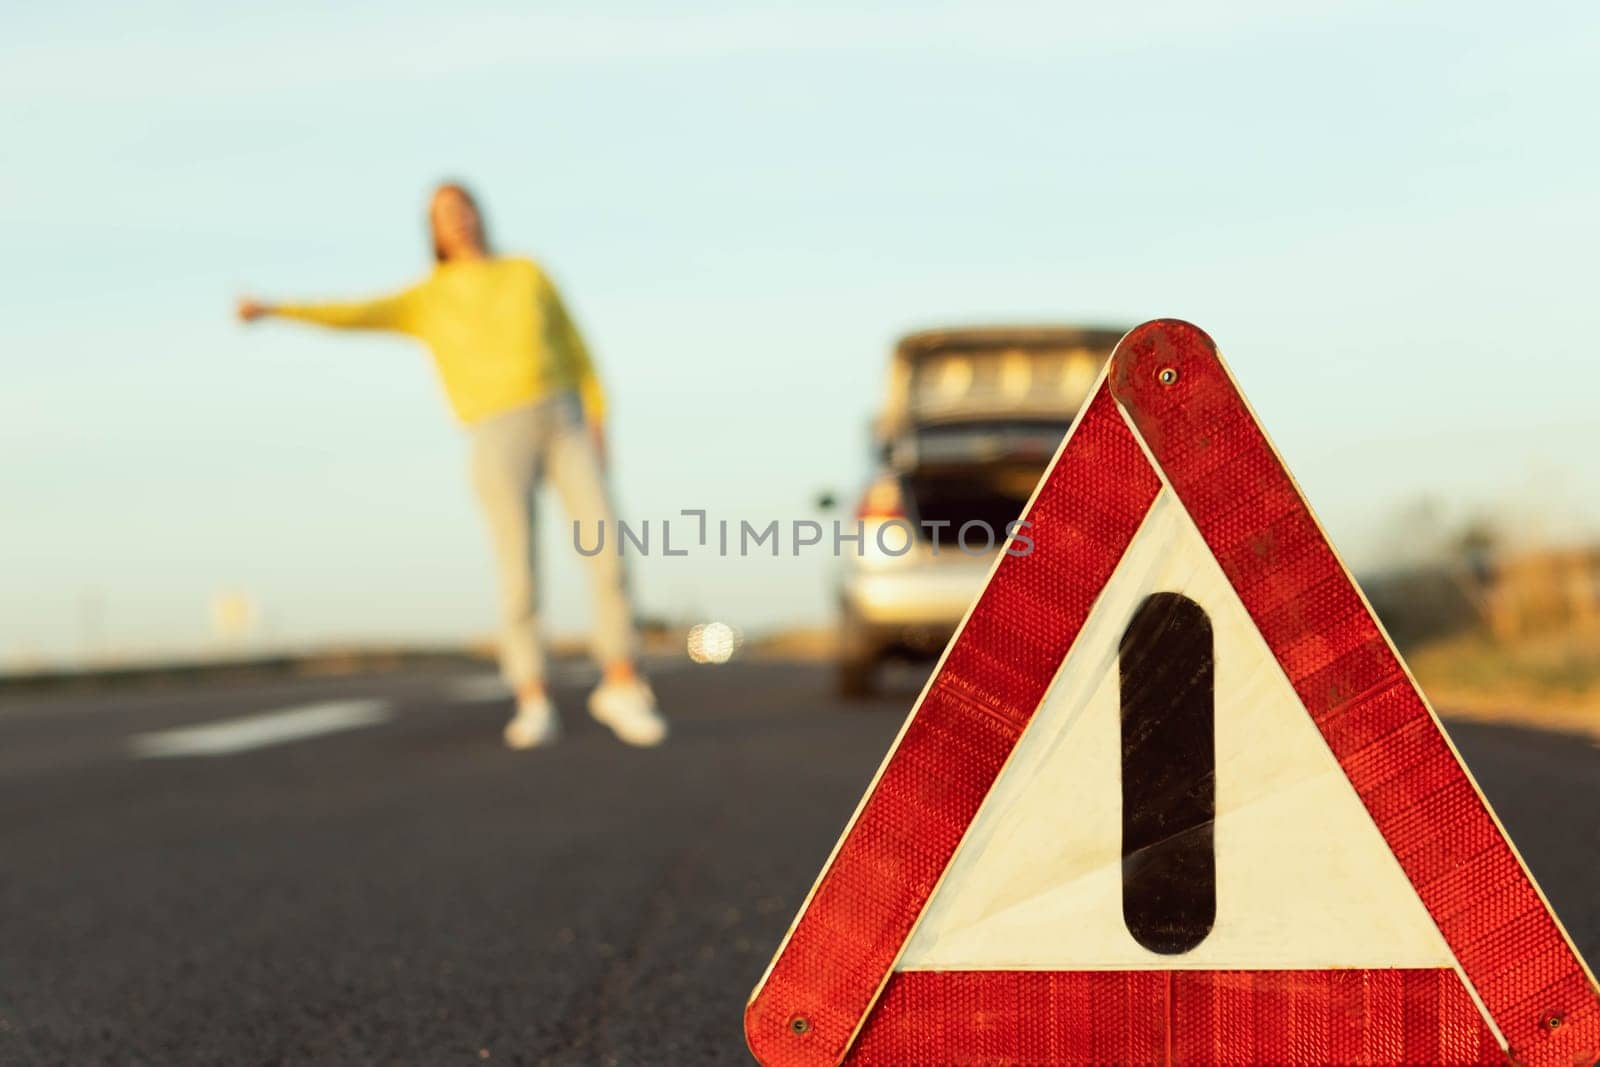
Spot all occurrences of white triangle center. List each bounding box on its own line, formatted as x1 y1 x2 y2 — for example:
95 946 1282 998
897 488 1454 971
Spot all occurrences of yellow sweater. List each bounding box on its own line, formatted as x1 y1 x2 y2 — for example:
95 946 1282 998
274 256 605 425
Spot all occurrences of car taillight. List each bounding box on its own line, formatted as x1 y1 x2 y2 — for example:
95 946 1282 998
855 477 906 520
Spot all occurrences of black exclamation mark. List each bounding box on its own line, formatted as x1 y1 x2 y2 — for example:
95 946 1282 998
1119 592 1216 955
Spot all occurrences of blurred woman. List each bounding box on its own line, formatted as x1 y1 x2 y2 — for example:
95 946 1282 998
238 182 666 749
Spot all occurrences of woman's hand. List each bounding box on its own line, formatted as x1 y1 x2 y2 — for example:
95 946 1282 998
236 297 271 323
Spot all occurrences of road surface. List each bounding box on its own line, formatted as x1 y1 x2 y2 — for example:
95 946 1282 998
0 660 1594 1065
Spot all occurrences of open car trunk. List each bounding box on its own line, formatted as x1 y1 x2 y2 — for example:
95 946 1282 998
901 455 1056 548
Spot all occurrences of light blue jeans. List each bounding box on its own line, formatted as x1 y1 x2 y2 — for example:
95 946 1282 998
468 392 636 687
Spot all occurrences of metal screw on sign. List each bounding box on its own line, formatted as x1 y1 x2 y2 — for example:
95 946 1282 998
1157 366 1179 385
788 1015 811 1036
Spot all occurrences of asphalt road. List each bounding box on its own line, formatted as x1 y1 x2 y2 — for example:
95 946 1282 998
0 659 1594 1066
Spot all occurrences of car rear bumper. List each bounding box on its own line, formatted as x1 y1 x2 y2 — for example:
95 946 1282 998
843 554 995 630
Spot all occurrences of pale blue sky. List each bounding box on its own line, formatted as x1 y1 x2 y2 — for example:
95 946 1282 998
3 1 1598 666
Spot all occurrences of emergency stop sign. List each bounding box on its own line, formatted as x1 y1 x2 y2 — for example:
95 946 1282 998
745 320 1600 1067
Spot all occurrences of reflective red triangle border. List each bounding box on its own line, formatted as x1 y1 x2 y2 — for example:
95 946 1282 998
744 320 1600 1067
848 969 1502 1066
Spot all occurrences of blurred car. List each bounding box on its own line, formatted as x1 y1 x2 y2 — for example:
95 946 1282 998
832 324 1124 696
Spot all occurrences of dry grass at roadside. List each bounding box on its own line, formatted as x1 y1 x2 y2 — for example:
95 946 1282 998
1409 628 1600 740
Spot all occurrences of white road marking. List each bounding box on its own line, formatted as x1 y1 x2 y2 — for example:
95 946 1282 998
443 666 589 704
130 700 392 759
444 674 514 703
445 655 692 705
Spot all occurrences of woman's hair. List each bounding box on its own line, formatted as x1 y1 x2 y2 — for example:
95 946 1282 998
430 181 491 262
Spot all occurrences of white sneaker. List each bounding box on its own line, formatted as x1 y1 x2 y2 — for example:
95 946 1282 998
588 679 668 747
503 694 562 750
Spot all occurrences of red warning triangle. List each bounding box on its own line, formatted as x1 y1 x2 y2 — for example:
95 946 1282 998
745 321 1599 1067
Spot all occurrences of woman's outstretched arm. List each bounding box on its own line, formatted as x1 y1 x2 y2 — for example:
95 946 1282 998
236 283 424 333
